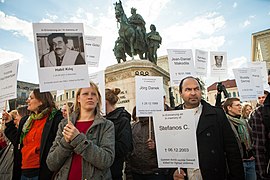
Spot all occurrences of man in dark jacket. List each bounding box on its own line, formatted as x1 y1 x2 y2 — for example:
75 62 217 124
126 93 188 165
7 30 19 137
249 91 270 180
173 76 244 180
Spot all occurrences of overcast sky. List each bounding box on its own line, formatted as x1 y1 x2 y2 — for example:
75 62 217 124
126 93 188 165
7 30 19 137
0 0 269 86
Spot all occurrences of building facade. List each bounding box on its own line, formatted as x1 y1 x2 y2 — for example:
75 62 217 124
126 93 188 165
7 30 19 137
251 28 270 68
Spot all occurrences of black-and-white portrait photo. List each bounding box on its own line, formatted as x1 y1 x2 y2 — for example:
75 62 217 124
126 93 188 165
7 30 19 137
37 33 86 68
214 55 223 68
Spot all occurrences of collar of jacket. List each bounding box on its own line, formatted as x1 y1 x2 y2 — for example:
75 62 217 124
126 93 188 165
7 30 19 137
105 107 126 120
69 111 105 128
227 113 241 119
175 100 216 115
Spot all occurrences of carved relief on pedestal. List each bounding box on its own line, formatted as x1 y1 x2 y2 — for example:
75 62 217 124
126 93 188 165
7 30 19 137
106 70 133 83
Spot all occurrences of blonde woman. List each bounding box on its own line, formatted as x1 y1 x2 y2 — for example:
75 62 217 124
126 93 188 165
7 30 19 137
241 103 253 120
47 82 115 179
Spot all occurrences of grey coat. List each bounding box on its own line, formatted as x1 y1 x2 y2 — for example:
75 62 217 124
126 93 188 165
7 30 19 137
0 142 13 180
46 112 115 180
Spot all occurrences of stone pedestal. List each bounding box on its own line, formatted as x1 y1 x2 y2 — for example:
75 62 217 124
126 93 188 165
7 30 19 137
105 60 170 114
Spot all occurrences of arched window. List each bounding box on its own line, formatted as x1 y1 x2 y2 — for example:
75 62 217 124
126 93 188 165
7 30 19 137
72 91 75 98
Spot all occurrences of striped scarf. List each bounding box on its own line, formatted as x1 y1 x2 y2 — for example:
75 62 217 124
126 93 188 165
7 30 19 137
20 108 57 144
226 114 252 150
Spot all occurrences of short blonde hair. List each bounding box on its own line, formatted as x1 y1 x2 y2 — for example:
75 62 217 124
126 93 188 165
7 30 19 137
74 82 102 115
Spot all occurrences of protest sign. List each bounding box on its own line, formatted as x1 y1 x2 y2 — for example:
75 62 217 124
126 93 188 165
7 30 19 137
195 49 208 77
33 23 89 92
248 61 268 89
85 36 102 67
233 68 257 101
250 68 264 97
210 51 227 76
89 70 105 114
135 76 164 117
153 110 199 168
0 60 19 103
167 49 195 86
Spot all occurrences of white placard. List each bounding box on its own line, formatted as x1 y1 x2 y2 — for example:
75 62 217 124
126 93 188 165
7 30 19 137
0 60 19 102
210 51 227 76
233 68 257 101
135 76 164 117
89 70 105 115
85 36 102 67
195 49 208 77
248 61 268 89
33 23 89 92
167 49 195 87
153 110 199 168
250 68 264 96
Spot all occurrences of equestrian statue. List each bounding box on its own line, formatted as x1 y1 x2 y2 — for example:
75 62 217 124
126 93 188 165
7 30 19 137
114 0 162 64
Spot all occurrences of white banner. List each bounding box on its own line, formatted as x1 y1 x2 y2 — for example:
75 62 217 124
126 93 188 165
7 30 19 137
135 76 164 117
167 49 195 87
210 51 227 76
33 23 89 92
89 70 105 115
233 68 257 101
85 36 102 67
0 60 19 102
153 110 199 168
195 49 208 77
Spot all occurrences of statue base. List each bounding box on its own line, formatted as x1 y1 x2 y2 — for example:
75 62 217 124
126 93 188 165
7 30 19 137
105 59 170 114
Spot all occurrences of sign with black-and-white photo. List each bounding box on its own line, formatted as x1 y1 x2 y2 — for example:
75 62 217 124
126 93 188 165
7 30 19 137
33 23 89 92
210 51 227 76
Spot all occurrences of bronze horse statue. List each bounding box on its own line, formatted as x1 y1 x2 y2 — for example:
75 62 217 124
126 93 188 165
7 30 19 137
114 1 147 60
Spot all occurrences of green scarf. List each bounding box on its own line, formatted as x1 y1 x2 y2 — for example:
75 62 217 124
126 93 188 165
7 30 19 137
226 114 252 150
20 108 58 144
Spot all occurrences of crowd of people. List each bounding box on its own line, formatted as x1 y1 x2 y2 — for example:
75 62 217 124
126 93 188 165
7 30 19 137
0 75 270 180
